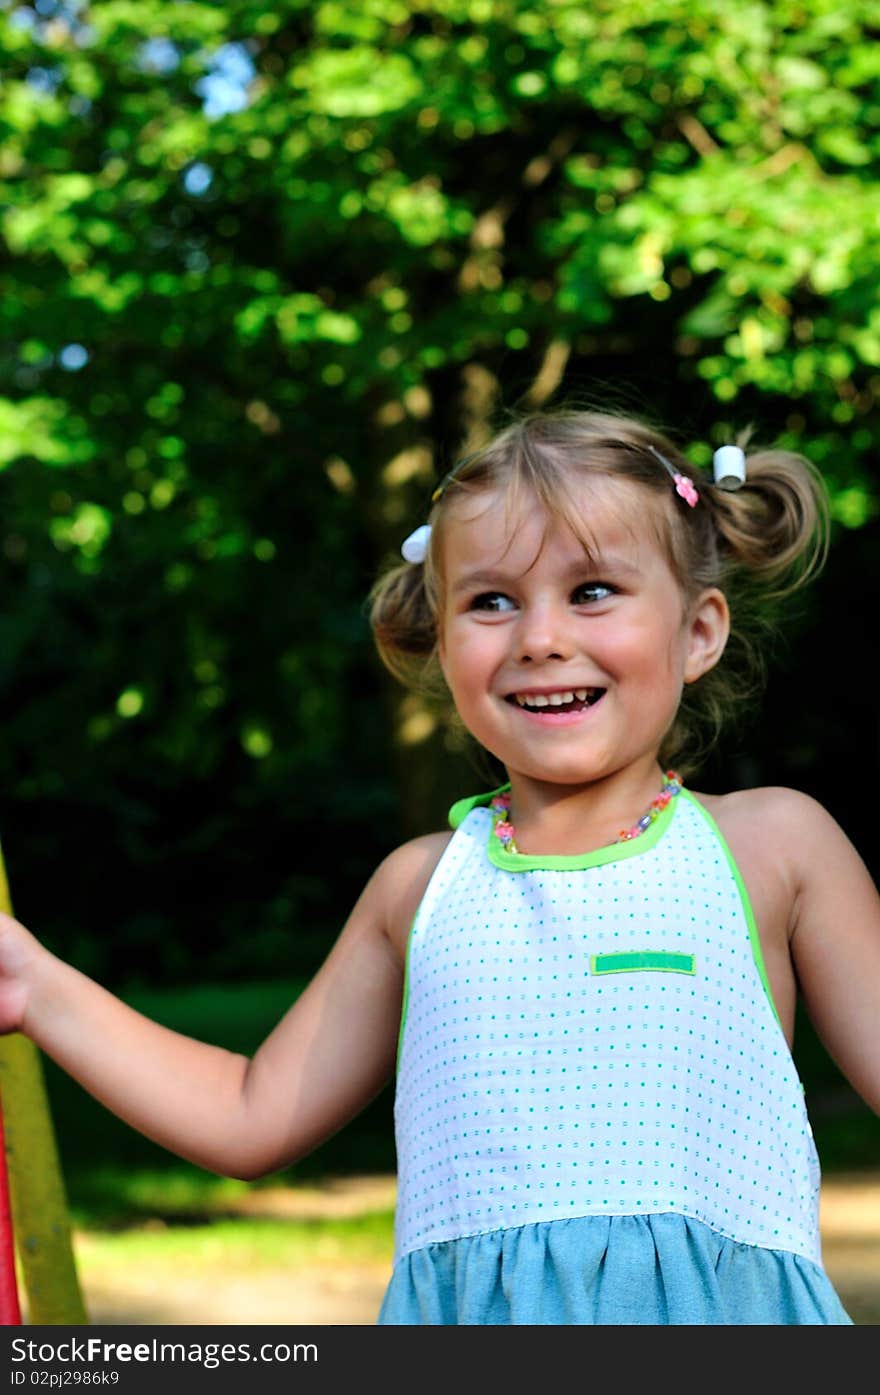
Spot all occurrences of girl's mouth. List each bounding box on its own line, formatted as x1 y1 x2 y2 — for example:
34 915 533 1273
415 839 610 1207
504 688 606 723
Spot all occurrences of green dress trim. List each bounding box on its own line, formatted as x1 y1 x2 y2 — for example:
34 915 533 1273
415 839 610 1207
679 789 782 1030
396 910 417 1075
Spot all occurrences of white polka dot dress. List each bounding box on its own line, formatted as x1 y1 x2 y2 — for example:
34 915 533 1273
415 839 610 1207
378 786 852 1325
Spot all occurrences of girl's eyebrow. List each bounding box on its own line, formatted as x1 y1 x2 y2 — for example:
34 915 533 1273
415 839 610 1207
451 554 641 594
450 570 512 596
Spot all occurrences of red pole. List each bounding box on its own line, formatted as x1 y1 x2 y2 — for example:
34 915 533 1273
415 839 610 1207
0 1092 22 1324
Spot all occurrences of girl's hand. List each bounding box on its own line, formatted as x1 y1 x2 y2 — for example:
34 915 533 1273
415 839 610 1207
0 911 47 1036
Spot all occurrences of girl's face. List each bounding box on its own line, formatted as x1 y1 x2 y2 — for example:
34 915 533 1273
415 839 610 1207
436 475 728 791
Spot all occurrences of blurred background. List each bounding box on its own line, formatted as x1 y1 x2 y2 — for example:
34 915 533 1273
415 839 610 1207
1 0 879 1322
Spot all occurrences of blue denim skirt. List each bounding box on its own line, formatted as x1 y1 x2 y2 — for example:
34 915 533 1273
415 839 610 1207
378 1212 853 1325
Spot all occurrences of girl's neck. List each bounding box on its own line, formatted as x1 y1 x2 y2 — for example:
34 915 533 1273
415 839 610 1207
502 760 673 856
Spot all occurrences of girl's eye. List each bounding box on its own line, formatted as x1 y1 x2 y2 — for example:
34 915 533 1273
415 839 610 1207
470 592 517 612
573 581 616 603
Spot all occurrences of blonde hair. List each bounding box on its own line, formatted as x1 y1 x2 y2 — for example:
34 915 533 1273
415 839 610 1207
368 407 830 778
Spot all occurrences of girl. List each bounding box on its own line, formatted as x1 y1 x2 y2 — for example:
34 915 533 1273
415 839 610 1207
0 408 875 1325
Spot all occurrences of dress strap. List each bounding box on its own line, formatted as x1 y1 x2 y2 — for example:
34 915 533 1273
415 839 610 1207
447 783 511 830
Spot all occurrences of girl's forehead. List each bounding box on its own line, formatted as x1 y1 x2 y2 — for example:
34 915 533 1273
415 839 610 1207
442 477 664 569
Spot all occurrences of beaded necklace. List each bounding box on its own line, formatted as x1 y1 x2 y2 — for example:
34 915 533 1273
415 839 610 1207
489 770 683 855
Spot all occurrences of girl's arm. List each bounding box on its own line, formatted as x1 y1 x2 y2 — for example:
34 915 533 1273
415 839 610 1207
785 789 880 1115
0 841 423 1180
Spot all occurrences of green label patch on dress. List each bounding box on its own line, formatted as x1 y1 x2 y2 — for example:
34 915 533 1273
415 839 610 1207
590 951 696 975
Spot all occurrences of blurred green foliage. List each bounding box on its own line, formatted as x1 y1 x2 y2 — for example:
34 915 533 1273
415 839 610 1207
0 0 878 1077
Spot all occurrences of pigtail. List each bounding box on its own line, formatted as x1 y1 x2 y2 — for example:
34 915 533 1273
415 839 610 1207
663 437 832 776
367 555 442 693
707 438 831 601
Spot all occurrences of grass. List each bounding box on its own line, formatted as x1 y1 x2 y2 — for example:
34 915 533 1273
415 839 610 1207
62 1208 396 1326
66 1167 257 1227
76 1212 396 1266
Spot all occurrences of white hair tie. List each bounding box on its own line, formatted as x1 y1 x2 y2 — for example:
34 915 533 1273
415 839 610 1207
401 524 432 564
713 445 746 491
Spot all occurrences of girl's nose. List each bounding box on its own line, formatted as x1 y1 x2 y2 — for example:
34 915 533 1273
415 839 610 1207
516 605 574 663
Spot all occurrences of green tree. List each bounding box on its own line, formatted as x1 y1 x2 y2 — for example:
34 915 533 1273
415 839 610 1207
1 0 878 980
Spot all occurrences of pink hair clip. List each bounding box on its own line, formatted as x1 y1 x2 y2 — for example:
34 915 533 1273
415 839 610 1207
647 445 700 508
673 473 699 508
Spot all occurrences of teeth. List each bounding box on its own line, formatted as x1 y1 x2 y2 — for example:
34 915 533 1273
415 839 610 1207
515 688 596 707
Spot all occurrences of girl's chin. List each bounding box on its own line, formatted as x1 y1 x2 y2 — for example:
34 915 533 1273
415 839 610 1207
491 751 616 787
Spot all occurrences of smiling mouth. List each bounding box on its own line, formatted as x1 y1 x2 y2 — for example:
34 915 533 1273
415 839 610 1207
505 688 606 714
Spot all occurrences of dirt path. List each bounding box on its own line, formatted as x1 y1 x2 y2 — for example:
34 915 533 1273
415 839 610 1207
72 1176 398 1327
67 1174 880 1325
815 1173 880 1324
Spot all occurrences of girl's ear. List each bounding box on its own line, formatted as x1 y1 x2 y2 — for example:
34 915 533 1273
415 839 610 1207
683 588 730 683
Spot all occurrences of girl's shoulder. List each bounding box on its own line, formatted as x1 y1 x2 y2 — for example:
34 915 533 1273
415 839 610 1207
687 783 843 929
696 785 880 1116
689 782 822 825
689 782 835 845
376 830 455 964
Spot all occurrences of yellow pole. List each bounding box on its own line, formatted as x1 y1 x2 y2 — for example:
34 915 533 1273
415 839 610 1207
0 844 88 1323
